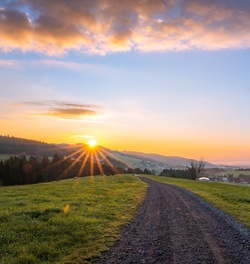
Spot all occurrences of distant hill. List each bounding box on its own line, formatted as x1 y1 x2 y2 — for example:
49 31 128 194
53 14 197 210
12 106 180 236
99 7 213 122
121 151 218 169
0 135 72 156
0 135 218 171
0 136 128 170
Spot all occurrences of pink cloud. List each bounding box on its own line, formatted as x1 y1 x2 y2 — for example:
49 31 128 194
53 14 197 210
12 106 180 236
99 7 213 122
0 59 20 68
0 0 249 55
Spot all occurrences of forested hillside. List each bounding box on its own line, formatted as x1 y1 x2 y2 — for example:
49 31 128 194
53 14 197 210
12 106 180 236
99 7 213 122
0 136 149 186
0 153 137 186
0 135 64 156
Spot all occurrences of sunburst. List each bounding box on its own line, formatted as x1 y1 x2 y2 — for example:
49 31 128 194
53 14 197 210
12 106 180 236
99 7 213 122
50 139 124 178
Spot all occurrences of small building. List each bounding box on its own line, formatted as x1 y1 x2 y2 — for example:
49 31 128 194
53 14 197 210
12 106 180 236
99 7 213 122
223 177 228 182
198 177 209 182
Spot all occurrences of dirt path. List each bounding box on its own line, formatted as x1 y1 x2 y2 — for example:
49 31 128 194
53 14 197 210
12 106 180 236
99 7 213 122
97 177 250 264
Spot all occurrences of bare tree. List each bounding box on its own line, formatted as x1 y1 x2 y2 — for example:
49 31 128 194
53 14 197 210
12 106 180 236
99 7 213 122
187 159 205 180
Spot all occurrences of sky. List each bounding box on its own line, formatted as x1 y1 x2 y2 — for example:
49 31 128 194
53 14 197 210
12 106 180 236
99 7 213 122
1 0 250 166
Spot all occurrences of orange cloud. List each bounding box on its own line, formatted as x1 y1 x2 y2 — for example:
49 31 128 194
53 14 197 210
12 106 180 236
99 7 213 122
14 101 100 119
33 14 93 55
45 108 97 119
107 29 133 51
0 9 32 51
0 0 250 55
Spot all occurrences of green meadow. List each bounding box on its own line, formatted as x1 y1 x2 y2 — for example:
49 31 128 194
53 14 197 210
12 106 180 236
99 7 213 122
1 174 249 264
145 175 250 229
0 175 147 264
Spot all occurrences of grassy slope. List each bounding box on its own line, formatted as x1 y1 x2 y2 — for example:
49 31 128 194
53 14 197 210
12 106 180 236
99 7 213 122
0 175 147 264
111 153 142 168
145 175 250 230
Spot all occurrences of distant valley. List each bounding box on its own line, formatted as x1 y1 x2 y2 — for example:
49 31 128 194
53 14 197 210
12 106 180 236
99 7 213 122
1 135 219 173
1 135 249 184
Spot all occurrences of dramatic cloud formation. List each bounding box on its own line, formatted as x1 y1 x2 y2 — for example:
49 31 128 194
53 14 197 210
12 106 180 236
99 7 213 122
14 101 100 119
0 0 249 55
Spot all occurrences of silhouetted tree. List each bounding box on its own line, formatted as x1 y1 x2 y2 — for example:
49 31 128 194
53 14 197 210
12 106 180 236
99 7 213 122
159 168 191 179
187 159 205 180
0 152 131 186
134 168 143 174
143 168 151 175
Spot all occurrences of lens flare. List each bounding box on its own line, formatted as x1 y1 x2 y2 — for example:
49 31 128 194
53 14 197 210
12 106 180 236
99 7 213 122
64 204 70 213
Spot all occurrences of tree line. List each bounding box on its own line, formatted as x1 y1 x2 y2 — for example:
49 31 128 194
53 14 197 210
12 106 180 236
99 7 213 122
0 154 147 186
159 159 206 180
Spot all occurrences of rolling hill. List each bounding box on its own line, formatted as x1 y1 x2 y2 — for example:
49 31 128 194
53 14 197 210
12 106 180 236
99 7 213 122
0 135 218 173
121 151 217 168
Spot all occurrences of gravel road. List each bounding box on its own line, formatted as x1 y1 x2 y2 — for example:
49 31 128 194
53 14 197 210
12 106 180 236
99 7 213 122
97 177 250 264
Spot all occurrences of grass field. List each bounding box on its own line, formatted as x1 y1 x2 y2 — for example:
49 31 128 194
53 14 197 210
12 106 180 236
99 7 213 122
145 175 250 229
0 175 147 264
1 174 249 263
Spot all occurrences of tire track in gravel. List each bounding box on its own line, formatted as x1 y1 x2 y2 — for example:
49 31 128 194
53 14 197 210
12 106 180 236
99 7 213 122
97 177 250 264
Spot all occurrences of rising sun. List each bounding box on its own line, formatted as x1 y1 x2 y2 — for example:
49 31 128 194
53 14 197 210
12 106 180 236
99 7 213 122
88 139 97 147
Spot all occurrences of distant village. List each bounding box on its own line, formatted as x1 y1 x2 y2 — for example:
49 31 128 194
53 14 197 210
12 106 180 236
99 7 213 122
137 159 250 184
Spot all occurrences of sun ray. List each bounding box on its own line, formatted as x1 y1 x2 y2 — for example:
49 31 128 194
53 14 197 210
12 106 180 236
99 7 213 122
94 150 105 175
99 147 128 165
65 147 85 159
97 149 121 175
42 140 125 180
60 146 89 178
46 145 85 173
90 149 94 176
78 149 91 177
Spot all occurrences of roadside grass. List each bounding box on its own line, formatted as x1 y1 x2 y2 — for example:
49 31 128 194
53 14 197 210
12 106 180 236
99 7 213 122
0 175 147 263
145 175 250 229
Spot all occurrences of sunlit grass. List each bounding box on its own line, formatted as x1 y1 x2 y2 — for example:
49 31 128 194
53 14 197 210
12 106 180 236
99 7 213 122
0 175 147 263
145 175 250 229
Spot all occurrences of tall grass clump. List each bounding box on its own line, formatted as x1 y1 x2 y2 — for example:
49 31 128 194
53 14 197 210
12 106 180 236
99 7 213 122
0 175 147 263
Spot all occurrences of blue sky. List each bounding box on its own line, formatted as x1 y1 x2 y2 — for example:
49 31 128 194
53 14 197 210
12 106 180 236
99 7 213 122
1 0 250 165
